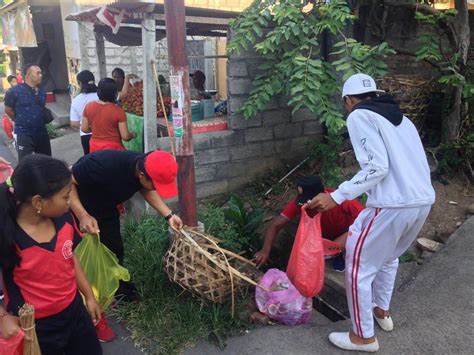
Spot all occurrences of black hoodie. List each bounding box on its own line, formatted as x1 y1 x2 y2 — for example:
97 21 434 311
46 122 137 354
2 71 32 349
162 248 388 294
352 94 403 126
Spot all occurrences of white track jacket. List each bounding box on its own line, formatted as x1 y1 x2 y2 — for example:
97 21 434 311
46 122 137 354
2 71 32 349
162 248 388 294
331 101 435 208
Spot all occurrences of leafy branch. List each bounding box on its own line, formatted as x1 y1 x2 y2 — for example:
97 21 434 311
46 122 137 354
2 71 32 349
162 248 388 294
228 0 394 133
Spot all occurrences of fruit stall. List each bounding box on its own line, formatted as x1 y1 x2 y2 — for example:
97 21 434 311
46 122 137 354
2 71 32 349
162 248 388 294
121 81 228 152
66 3 235 153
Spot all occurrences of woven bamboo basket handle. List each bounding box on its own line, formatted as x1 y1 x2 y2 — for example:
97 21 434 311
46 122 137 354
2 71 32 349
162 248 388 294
189 230 257 267
179 229 269 292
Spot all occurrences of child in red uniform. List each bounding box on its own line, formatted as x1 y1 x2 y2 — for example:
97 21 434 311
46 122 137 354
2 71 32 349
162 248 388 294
254 176 363 271
0 154 102 355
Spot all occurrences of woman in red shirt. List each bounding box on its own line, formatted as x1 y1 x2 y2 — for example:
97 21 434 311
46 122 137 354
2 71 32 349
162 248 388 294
81 78 136 153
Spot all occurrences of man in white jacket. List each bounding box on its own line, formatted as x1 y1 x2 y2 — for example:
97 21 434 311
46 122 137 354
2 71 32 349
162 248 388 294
308 73 435 352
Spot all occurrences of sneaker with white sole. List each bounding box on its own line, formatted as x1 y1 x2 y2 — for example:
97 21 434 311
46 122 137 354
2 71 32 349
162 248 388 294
328 332 379 352
372 304 394 331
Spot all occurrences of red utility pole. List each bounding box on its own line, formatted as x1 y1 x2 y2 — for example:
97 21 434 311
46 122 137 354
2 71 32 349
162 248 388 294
164 0 197 226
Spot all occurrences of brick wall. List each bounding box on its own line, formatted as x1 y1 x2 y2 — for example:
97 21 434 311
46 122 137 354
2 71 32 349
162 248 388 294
156 31 324 199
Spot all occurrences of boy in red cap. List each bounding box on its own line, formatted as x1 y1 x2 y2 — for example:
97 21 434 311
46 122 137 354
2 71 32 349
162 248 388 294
69 149 183 342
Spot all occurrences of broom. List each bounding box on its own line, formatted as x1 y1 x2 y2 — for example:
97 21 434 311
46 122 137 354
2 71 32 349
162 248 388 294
19 304 41 355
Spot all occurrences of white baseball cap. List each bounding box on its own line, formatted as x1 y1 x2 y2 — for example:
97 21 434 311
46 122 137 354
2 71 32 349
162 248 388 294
342 73 385 98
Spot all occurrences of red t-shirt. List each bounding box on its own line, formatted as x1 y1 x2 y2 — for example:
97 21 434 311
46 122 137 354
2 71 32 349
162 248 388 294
83 101 126 145
281 189 364 240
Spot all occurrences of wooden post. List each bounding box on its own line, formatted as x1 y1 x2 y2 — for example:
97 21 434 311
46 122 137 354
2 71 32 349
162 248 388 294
164 0 198 226
141 15 158 152
94 30 106 79
78 23 90 70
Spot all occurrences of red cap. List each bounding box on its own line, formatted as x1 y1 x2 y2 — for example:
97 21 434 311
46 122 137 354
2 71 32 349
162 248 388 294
144 151 178 198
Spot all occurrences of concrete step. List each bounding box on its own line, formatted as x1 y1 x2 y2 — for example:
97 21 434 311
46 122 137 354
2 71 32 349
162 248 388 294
54 92 71 109
46 101 70 127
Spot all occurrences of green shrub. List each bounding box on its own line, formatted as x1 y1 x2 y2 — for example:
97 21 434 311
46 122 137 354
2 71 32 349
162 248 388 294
115 216 251 354
199 194 265 254
309 133 344 188
46 123 59 139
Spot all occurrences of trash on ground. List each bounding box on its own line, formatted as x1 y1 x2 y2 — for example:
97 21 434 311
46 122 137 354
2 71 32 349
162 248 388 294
417 238 442 253
255 268 312 326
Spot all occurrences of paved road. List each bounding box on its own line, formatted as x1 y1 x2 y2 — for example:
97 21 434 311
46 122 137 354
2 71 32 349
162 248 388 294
187 216 474 354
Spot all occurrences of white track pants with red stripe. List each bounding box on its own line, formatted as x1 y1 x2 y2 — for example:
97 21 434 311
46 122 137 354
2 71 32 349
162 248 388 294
345 206 431 338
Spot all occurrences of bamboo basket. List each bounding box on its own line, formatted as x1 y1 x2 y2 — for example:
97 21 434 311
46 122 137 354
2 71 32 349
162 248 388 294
377 75 432 131
163 228 261 313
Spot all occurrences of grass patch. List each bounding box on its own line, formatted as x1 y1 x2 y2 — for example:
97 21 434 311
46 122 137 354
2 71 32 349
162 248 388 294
114 216 252 354
399 252 417 263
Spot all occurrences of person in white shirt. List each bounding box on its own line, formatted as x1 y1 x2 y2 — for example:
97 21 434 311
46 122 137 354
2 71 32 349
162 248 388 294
308 73 435 353
70 70 98 155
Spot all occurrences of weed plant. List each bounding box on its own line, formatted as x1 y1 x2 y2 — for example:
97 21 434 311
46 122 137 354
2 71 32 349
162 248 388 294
309 133 345 188
46 123 59 139
114 216 252 354
199 194 264 255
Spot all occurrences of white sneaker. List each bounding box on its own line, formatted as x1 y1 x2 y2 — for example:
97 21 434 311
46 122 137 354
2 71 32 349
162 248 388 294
372 305 394 331
328 332 379 352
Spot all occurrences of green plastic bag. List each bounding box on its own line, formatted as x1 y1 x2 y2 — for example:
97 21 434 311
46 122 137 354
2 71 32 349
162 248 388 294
122 113 144 152
75 233 130 310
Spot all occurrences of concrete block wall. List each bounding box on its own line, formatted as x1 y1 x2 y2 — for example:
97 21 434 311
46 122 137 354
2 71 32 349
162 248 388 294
82 24 169 79
156 33 324 199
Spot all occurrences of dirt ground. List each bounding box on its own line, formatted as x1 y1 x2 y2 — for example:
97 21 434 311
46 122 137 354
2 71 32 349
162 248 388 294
419 176 474 242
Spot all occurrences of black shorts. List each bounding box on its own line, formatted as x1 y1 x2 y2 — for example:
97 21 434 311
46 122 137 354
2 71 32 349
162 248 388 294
36 293 102 355
16 134 51 160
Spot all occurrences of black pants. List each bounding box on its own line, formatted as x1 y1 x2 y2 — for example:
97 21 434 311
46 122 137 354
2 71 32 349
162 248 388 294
96 212 124 263
81 135 91 155
16 134 51 160
36 293 102 355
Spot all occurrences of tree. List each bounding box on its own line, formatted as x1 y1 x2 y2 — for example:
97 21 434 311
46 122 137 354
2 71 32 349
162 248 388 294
365 0 470 143
229 0 471 144
228 0 395 133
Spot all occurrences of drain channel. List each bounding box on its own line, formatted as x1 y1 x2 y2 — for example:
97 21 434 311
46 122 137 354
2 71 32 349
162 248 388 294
312 280 350 322
313 296 347 322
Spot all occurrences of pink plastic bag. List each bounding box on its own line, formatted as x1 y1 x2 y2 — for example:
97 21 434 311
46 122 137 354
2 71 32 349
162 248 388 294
0 162 14 184
287 207 324 297
0 329 25 355
255 269 312 325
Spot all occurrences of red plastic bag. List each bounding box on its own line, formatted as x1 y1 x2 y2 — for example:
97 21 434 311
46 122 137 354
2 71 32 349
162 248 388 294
2 115 14 140
0 329 25 355
323 238 344 257
287 207 324 297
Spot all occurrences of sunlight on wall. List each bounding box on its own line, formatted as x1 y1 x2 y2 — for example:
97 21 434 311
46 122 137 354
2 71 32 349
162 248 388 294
76 0 252 12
